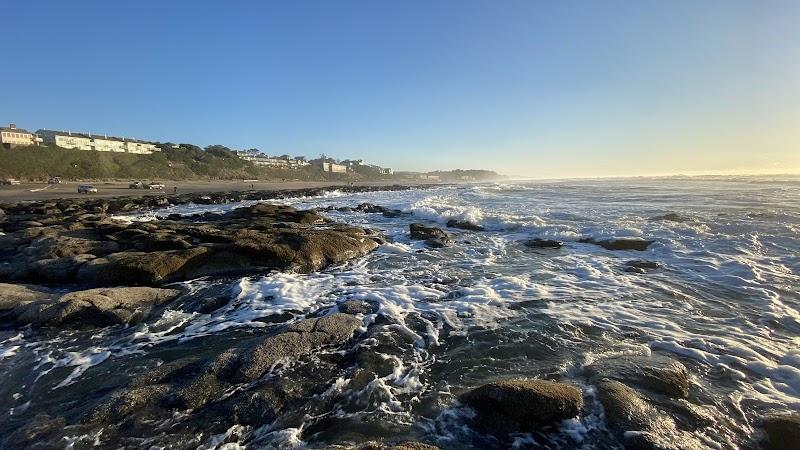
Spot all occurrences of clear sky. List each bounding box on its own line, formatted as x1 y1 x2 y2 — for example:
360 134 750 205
2 0 798 177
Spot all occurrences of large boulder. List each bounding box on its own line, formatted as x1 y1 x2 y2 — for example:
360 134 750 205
762 413 800 450
461 379 583 432
409 223 452 248
13 286 181 327
597 379 704 450
585 354 690 398
76 247 211 286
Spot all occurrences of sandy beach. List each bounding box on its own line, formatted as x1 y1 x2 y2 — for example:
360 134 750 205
0 179 438 203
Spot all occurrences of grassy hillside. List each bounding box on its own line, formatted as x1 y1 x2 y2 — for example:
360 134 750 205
0 145 351 181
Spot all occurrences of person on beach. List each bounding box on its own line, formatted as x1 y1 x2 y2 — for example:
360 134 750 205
173 186 178 194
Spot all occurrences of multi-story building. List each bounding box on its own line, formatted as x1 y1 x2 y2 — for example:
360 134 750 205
312 159 348 173
234 150 310 169
36 129 160 154
0 124 41 148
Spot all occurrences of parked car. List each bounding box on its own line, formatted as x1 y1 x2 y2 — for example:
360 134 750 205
129 181 145 189
146 182 165 190
48 177 62 184
1 178 21 185
78 184 98 194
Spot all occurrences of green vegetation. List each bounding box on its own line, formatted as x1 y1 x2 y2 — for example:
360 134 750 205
0 144 345 181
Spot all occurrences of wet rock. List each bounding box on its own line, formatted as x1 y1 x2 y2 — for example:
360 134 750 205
624 260 663 274
230 203 325 224
579 237 655 251
446 219 485 231
461 379 583 432
355 203 387 214
338 299 379 315
76 247 211 286
586 354 690 398
382 209 410 218
2 197 386 287
236 313 363 382
13 286 182 327
409 223 452 247
597 379 703 450
762 413 800 450
523 238 563 249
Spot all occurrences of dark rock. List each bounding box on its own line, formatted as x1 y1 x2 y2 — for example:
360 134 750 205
580 237 655 251
355 203 387 214
524 238 563 249
235 313 363 382
461 379 583 432
409 223 452 246
446 219 485 231
424 238 448 248
624 260 663 274
76 247 211 286
0 282 53 312
338 299 379 315
13 286 182 327
597 379 703 450
586 354 690 398
762 413 800 450
382 209 410 218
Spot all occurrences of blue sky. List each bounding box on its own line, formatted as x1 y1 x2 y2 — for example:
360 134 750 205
2 1 798 177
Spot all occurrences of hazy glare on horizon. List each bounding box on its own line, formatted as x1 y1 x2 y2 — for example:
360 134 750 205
1 0 798 178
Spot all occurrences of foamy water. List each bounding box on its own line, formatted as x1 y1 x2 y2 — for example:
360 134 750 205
2 177 798 448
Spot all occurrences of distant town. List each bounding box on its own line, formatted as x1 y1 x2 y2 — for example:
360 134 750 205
0 122 500 182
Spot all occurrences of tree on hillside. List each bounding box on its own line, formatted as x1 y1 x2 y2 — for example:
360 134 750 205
205 145 236 159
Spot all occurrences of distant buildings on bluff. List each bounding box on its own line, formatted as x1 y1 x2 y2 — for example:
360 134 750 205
37 129 160 154
2 121 393 174
0 124 42 148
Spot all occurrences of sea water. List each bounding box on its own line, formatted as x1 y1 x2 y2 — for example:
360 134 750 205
1 177 798 449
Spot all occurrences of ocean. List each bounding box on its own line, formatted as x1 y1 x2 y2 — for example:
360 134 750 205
1 177 799 449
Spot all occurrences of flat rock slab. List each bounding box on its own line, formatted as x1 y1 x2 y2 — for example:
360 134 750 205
461 379 583 433
12 286 181 327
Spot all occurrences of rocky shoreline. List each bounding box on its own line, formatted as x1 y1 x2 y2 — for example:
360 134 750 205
0 186 797 449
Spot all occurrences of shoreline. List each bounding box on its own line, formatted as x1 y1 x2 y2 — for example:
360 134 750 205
0 179 443 203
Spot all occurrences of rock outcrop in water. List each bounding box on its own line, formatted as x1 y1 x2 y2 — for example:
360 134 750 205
579 237 655 251
523 238 564 249
0 200 382 287
409 223 453 248
596 379 704 450
761 413 800 450
461 379 583 432
1 284 181 327
586 354 690 398
446 219 485 231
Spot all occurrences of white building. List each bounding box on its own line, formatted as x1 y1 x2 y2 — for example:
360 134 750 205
312 159 348 173
234 150 310 169
37 129 160 154
1 124 41 148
